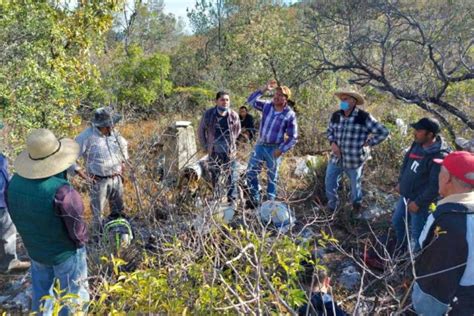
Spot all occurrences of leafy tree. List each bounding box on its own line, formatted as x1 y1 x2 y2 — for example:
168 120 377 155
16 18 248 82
0 1 120 144
105 44 173 111
302 0 474 135
113 0 183 54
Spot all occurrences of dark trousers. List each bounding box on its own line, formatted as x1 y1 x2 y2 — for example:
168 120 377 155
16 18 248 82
209 152 238 201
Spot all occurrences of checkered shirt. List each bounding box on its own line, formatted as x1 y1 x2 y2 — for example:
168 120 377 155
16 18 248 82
327 108 389 169
79 128 129 176
247 90 298 153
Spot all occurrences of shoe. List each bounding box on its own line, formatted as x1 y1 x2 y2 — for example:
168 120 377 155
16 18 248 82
0 259 31 274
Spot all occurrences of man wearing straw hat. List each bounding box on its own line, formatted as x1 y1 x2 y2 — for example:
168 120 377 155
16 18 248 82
325 90 389 212
78 106 129 228
245 79 298 209
7 129 89 314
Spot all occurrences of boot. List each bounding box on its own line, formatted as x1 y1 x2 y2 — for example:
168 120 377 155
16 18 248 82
0 259 31 274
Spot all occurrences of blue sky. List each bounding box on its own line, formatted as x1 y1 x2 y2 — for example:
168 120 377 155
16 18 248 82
163 0 195 31
162 0 298 32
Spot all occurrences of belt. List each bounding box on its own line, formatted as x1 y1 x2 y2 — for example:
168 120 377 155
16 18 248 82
90 173 121 180
257 142 279 147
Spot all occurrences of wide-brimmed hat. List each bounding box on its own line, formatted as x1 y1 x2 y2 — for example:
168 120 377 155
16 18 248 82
14 129 79 179
334 91 365 105
92 107 122 128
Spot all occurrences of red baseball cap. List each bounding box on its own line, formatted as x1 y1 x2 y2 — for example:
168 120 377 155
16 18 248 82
434 151 474 185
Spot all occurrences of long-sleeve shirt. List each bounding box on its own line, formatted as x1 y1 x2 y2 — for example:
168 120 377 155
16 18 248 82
327 108 388 169
397 137 449 207
247 90 298 153
198 107 241 156
79 127 128 177
55 185 88 247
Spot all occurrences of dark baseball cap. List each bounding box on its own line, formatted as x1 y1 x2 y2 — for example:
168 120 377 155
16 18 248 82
410 117 440 134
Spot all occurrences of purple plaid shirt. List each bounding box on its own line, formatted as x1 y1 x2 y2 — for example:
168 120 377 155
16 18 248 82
247 90 298 153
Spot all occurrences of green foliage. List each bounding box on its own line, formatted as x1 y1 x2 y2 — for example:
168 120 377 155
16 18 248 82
122 0 183 53
41 279 82 315
91 228 315 314
0 1 120 146
115 45 173 108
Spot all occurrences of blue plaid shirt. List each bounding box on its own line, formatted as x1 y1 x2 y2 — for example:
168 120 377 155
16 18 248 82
327 108 388 168
247 90 298 153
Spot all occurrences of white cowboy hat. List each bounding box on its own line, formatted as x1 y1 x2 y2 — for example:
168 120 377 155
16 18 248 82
14 128 79 179
334 90 365 105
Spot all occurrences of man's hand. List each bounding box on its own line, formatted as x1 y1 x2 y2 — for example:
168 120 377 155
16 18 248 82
273 149 283 158
408 201 420 213
260 79 278 92
77 169 95 185
76 169 88 180
331 142 341 158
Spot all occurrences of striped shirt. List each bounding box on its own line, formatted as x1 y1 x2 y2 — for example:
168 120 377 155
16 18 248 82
247 90 298 153
327 108 389 169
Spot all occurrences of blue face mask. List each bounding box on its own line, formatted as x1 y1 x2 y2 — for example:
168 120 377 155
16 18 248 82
217 105 228 114
339 101 350 111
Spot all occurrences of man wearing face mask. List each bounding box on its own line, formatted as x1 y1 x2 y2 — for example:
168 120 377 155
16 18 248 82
325 90 389 213
245 80 298 209
198 91 241 203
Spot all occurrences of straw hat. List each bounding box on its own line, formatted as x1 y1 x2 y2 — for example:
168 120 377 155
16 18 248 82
92 106 122 128
14 129 79 179
277 86 292 101
334 90 365 105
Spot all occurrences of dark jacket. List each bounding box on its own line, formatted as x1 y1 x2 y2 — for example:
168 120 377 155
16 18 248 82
240 114 255 140
198 107 241 156
398 136 450 208
414 192 474 315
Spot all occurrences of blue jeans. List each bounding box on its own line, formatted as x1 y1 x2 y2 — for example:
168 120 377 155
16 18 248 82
412 282 449 315
325 161 363 210
209 152 238 201
392 197 429 252
246 144 282 203
31 247 89 316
